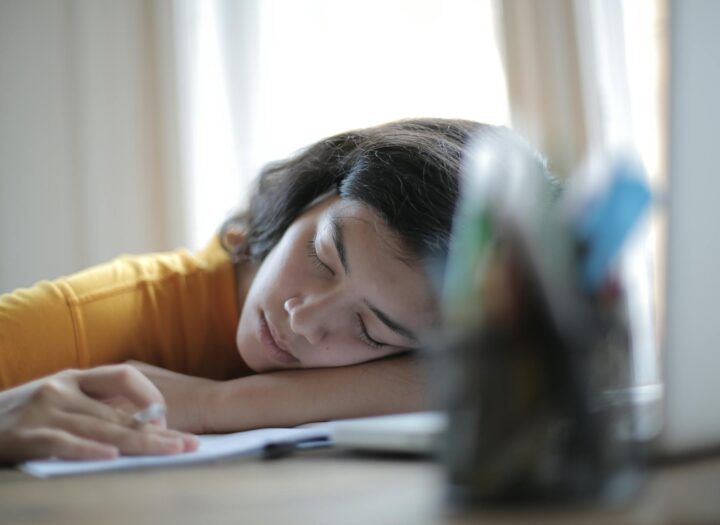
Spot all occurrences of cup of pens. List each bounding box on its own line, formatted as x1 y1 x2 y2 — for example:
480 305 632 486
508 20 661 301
437 135 651 505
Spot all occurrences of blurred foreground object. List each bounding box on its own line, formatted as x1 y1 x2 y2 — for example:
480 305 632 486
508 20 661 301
438 133 652 504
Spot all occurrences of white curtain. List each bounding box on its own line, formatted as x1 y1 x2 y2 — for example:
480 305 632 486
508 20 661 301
498 0 663 387
1 0 662 394
1 0 510 291
172 0 260 250
180 0 510 248
0 0 186 292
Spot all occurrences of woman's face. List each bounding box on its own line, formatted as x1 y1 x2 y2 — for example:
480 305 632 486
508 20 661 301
235 195 439 372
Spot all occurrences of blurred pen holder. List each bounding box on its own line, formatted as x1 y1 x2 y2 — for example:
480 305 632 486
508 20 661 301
434 237 644 506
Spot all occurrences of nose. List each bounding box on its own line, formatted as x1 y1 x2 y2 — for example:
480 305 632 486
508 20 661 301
284 291 340 345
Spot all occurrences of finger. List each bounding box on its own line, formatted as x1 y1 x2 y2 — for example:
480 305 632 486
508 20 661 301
57 389 198 452
52 412 190 456
75 364 166 413
152 427 200 452
48 381 146 429
19 428 119 461
45 399 199 453
44 392 195 451
129 416 200 451
125 360 164 372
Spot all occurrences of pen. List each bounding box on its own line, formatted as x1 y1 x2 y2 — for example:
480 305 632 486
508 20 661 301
262 437 331 460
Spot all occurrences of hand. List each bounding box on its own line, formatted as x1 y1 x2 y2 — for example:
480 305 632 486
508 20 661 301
0 365 199 463
125 361 220 434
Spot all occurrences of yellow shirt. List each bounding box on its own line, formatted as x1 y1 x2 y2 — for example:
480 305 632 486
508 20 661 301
0 238 249 390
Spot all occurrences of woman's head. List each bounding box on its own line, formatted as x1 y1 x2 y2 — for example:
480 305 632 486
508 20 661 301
223 119 489 263
226 118 553 372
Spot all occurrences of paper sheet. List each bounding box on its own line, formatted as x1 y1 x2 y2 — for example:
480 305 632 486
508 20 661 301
20 424 332 478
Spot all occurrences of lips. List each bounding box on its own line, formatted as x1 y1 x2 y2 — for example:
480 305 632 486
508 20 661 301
259 312 299 365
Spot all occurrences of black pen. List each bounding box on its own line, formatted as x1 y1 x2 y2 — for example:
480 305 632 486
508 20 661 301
261 437 331 460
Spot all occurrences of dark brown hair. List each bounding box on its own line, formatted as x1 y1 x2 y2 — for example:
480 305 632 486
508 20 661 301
221 118 552 265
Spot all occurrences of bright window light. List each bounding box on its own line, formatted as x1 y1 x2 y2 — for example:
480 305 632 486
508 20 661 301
183 0 242 249
184 0 509 247
251 0 509 169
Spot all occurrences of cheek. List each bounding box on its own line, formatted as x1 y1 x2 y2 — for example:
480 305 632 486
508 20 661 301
247 244 308 308
261 259 298 300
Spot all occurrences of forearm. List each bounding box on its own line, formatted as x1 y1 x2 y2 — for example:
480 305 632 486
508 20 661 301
202 354 432 433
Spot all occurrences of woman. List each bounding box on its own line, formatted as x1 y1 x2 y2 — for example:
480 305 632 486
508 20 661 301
0 118 550 463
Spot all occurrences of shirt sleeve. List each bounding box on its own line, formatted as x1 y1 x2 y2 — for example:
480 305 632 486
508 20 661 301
0 280 80 389
0 239 246 390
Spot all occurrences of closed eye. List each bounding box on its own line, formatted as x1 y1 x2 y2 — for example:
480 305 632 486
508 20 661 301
306 239 334 276
356 314 386 349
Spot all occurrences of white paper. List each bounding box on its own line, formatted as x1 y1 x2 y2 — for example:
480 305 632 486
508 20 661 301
19 424 332 478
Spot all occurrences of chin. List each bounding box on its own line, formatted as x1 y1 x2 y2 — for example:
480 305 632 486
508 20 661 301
235 333 262 373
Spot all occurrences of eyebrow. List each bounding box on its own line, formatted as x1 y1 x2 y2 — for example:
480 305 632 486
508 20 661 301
328 213 418 344
330 214 349 275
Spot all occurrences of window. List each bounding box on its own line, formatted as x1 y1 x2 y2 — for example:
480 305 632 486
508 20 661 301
179 0 509 247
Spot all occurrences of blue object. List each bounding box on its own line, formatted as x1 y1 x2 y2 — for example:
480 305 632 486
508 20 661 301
576 160 652 290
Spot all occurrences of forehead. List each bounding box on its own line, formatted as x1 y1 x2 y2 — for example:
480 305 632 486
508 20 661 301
318 199 439 326
323 199 409 259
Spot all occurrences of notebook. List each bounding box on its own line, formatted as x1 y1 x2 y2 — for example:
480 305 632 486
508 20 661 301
20 425 332 478
329 411 447 454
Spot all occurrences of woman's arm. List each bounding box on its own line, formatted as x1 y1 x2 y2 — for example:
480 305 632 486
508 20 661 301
207 354 431 432
130 354 433 433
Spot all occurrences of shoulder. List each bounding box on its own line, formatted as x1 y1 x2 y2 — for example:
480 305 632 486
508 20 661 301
55 240 232 303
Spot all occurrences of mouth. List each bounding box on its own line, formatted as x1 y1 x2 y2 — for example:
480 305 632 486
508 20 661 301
258 311 299 365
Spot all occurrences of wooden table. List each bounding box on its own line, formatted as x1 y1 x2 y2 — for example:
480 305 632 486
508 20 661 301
1 449 720 524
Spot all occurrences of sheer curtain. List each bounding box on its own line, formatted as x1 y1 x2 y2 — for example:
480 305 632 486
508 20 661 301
499 0 665 387
182 0 510 248
0 0 185 292
0 0 509 290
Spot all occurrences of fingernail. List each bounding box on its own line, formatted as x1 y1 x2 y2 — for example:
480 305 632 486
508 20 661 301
183 435 200 452
158 437 184 453
98 446 119 459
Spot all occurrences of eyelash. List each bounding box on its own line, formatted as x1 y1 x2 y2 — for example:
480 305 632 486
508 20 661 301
306 239 334 276
356 314 385 349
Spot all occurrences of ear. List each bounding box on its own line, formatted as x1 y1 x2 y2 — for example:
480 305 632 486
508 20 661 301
221 222 250 263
